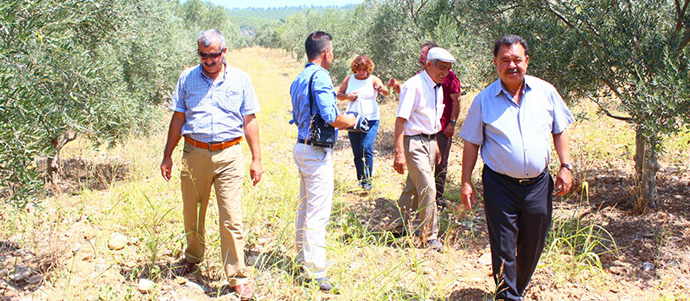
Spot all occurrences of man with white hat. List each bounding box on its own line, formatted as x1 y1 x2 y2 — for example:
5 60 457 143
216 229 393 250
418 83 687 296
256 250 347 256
390 47 456 252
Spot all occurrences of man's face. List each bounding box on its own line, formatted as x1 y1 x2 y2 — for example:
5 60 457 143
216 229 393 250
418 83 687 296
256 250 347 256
494 43 529 89
198 39 226 75
419 46 429 66
426 60 451 84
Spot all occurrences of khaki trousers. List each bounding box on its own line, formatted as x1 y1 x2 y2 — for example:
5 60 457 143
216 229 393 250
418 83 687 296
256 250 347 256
391 135 439 241
180 142 247 286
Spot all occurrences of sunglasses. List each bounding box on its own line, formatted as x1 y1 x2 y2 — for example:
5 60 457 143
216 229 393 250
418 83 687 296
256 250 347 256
198 49 224 59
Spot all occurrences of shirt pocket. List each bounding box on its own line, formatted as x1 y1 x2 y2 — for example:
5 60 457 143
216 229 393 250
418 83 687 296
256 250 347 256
218 89 243 113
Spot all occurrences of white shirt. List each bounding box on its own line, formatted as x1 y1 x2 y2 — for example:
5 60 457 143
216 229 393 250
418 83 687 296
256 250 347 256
345 75 380 120
396 70 444 135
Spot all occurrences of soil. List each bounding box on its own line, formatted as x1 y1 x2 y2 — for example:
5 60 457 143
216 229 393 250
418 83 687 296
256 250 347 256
1 47 689 300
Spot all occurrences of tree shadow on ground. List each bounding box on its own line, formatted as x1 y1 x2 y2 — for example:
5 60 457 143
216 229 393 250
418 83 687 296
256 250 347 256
39 158 130 194
448 288 491 301
0 240 64 298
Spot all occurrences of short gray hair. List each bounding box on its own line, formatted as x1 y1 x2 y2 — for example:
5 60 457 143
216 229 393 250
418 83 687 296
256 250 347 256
198 29 226 50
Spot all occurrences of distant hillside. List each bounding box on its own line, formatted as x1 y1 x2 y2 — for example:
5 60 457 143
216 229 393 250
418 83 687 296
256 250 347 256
228 4 358 36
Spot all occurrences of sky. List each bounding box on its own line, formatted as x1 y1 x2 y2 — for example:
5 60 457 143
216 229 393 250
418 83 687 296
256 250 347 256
207 0 364 9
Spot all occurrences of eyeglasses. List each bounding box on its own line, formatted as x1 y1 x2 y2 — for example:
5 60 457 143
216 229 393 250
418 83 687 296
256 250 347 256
198 49 224 59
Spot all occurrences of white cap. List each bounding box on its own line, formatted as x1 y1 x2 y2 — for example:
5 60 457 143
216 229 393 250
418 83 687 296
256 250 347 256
427 47 456 63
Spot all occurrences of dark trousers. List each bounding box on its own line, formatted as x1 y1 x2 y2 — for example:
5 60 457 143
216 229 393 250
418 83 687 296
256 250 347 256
482 165 554 301
434 131 453 200
347 120 379 184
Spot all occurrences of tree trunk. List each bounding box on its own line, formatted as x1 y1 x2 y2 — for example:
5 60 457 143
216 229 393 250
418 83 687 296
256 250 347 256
46 132 77 184
633 131 659 211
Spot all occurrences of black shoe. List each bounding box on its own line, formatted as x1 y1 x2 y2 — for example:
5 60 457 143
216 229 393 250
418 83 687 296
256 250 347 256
436 199 449 209
169 259 197 276
391 228 409 238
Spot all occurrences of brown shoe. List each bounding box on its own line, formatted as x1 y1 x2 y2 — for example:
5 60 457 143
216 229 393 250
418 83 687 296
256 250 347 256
233 283 253 301
170 259 197 276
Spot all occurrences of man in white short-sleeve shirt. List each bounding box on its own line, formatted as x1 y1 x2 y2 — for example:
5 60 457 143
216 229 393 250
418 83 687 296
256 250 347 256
390 47 455 252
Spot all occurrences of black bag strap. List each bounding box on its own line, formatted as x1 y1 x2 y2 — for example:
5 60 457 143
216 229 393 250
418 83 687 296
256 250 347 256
308 70 320 117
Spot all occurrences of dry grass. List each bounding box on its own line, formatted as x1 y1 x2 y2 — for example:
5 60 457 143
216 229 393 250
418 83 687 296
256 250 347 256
0 47 688 300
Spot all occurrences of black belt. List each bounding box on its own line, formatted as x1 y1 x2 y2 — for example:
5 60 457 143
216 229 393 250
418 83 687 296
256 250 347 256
296 139 334 148
491 166 548 186
410 133 436 140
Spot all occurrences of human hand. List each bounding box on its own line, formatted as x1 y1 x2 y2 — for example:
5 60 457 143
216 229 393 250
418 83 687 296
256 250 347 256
460 182 476 210
160 157 173 181
393 151 406 174
443 123 454 137
249 159 263 186
386 78 398 87
347 92 358 101
555 167 573 196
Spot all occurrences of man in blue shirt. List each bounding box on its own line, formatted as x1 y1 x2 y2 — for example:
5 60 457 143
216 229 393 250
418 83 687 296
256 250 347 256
160 29 262 300
459 35 574 301
289 31 356 291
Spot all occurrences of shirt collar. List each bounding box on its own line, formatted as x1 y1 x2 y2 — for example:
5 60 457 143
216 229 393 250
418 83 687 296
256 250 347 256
494 75 534 98
305 62 330 75
198 60 228 83
420 70 439 89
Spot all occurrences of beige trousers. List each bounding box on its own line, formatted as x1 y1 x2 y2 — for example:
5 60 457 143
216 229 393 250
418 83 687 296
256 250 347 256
391 135 439 241
180 141 247 286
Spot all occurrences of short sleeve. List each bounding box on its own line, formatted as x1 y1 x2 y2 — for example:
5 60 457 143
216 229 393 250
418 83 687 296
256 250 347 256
170 75 187 113
458 94 484 145
396 82 419 120
240 73 261 116
549 86 574 134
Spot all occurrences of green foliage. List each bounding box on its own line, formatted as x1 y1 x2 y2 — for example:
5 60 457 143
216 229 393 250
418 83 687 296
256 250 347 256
0 0 240 204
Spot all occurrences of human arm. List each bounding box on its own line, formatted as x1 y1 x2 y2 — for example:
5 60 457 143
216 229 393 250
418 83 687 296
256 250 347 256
386 78 401 94
329 113 357 129
553 129 573 196
336 76 358 101
443 92 461 137
393 117 407 174
460 141 480 209
372 76 389 96
160 111 186 181
243 114 263 186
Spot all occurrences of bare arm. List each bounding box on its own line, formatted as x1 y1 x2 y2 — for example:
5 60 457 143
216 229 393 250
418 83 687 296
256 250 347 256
393 117 407 174
243 114 263 186
553 129 573 196
443 92 462 137
329 113 357 129
387 78 401 94
460 141 480 209
372 76 389 96
336 76 357 101
160 112 186 181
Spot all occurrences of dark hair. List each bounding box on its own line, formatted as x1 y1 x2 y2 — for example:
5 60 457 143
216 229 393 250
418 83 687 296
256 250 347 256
493 35 529 57
305 31 333 61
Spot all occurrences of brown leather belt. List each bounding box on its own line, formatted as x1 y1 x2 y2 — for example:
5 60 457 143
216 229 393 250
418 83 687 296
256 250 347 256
185 136 242 151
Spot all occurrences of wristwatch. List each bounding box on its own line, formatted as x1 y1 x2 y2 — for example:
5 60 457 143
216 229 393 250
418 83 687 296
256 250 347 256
560 163 573 172
449 120 457 126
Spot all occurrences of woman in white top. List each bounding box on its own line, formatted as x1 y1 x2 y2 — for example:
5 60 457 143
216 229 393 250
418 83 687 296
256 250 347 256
337 55 388 190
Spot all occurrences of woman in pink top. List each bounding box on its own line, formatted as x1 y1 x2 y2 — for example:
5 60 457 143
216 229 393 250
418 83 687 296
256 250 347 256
337 55 388 190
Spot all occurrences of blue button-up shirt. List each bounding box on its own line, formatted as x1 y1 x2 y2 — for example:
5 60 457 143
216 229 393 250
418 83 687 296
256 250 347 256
459 75 574 179
170 62 260 143
289 63 340 141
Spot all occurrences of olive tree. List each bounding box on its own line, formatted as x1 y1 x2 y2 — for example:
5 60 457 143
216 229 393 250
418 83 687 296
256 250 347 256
457 0 690 210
